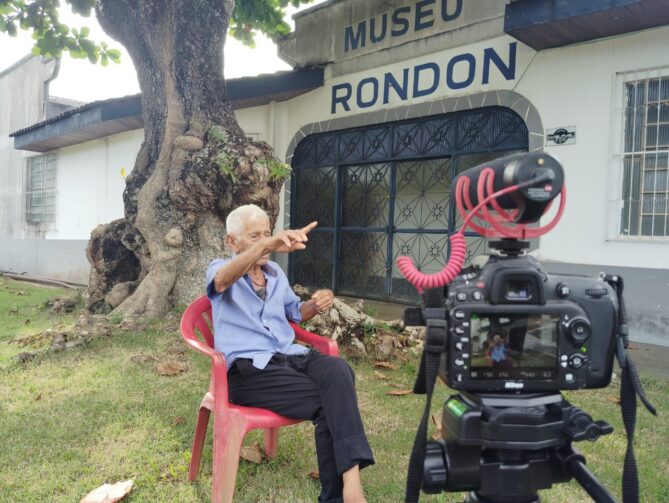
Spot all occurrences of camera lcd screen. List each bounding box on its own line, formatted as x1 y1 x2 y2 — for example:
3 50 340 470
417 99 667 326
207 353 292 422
469 313 559 380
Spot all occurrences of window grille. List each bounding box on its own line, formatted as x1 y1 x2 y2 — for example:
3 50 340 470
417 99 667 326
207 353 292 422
290 106 528 303
26 153 57 224
618 69 669 237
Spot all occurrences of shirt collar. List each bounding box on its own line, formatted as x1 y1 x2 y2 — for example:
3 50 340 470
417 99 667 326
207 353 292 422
261 261 278 277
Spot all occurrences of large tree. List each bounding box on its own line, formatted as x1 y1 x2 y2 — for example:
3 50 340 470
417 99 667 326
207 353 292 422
1 0 311 319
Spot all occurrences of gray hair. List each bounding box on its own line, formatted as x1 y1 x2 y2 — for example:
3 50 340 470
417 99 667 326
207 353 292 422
226 204 270 237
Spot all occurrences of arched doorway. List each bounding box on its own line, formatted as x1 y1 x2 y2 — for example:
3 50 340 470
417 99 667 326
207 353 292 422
289 106 529 303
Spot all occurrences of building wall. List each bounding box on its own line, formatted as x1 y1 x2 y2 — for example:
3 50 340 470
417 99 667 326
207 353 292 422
46 129 143 240
0 97 280 281
517 27 669 270
1 128 143 282
271 24 669 345
1 239 90 284
275 26 669 272
236 103 291 231
0 56 56 240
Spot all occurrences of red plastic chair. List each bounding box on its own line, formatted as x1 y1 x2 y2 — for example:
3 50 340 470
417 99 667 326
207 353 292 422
180 295 339 503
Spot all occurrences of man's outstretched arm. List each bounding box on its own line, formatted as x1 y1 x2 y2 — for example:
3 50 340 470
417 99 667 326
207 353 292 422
213 222 317 293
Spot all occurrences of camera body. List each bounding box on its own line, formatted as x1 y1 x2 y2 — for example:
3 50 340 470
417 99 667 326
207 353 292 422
400 153 650 502
429 251 618 393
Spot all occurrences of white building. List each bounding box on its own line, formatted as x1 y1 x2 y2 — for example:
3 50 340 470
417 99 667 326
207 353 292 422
2 0 669 345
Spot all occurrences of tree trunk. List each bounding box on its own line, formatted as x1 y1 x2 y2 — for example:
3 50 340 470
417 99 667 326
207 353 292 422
86 0 284 318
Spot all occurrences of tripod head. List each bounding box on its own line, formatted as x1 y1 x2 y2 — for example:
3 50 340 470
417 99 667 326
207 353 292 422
423 392 616 503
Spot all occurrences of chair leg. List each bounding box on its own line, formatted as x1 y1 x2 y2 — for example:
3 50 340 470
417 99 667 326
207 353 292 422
212 413 246 503
263 427 280 459
188 407 211 481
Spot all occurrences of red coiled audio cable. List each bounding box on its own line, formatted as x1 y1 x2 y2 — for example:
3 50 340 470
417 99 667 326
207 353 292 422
396 167 566 293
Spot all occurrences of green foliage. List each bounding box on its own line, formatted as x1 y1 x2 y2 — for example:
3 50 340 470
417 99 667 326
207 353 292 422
0 0 120 64
1 0 315 65
208 125 237 183
260 157 292 181
230 0 315 47
216 152 237 183
362 320 376 337
207 125 228 144
361 320 400 339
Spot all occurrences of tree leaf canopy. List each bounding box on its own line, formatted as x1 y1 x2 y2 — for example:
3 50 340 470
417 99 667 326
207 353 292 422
0 0 314 63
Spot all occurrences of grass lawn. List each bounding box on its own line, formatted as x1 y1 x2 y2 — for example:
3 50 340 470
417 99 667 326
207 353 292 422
0 277 667 502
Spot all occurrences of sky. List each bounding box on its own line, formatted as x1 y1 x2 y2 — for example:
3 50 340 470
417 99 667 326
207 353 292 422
0 1 327 103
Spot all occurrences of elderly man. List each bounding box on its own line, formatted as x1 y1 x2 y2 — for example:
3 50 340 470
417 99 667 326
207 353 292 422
206 204 374 503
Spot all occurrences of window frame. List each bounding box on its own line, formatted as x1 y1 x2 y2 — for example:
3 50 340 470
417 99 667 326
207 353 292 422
611 67 669 241
24 152 58 227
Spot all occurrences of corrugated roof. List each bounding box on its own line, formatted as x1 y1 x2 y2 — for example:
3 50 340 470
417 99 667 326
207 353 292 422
10 67 324 152
10 94 141 137
11 68 324 138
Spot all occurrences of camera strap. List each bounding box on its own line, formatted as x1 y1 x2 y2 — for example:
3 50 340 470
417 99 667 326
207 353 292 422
405 291 448 503
604 274 657 503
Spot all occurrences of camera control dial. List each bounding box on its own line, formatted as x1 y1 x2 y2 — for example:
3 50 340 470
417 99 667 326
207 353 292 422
569 354 587 369
556 283 570 298
564 316 592 344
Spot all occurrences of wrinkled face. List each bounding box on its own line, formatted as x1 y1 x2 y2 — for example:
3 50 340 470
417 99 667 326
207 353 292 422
227 217 272 265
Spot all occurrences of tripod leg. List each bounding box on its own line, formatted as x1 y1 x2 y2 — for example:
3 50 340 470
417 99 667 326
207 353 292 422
557 447 618 503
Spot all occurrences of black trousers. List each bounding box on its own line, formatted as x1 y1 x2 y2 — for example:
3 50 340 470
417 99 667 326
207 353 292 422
228 350 375 503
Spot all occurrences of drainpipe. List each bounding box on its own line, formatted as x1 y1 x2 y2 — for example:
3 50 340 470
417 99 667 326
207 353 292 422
43 57 61 119
268 100 277 150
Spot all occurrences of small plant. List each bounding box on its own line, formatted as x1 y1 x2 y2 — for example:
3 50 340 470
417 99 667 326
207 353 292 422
363 304 379 318
208 125 228 144
216 152 237 183
362 321 376 337
375 321 399 333
260 157 292 181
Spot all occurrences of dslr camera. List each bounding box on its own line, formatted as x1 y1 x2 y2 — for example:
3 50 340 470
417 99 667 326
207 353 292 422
399 152 655 503
440 250 617 393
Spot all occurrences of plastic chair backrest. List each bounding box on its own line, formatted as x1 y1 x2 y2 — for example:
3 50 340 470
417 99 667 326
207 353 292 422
182 295 215 349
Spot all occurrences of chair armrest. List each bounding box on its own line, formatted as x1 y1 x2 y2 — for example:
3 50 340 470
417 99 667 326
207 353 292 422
183 337 219 358
290 322 339 357
182 338 230 405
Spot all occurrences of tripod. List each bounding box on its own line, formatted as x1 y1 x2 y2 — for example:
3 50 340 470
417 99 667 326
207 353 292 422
423 392 618 503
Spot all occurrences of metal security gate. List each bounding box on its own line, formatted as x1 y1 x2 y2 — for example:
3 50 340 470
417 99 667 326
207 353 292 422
289 106 528 303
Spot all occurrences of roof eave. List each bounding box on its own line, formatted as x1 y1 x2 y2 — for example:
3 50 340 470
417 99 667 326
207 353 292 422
12 67 324 153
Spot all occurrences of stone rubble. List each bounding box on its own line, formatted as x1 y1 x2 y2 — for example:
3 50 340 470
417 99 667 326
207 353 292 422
292 284 424 360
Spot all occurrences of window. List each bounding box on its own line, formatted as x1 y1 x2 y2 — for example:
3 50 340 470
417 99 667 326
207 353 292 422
620 73 669 237
26 153 57 224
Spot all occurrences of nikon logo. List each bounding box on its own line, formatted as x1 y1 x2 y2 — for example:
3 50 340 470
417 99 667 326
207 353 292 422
505 382 524 389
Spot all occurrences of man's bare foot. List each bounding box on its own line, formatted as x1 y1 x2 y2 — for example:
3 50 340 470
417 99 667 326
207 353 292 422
342 465 367 503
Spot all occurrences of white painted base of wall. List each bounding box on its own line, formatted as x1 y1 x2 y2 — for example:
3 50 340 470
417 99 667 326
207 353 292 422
0 239 89 284
543 261 669 348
